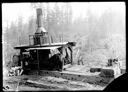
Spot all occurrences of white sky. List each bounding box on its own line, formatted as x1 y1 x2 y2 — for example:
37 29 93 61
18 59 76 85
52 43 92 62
2 2 125 29
71 2 125 19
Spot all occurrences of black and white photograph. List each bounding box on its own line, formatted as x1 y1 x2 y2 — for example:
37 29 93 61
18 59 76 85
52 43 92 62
2 2 126 91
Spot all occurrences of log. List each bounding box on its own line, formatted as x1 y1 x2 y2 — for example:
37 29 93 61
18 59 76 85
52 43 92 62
90 68 101 73
99 68 114 78
99 66 121 78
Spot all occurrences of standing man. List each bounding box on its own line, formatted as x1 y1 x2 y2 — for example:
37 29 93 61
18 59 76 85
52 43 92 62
76 47 84 65
78 53 84 65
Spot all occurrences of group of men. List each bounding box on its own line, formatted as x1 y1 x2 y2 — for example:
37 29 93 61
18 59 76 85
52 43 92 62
8 54 29 76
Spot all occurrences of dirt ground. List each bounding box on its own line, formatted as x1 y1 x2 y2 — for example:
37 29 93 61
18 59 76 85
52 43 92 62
3 64 117 91
3 73 110 91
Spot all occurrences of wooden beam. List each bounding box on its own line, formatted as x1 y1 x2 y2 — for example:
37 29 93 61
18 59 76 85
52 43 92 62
20 49 24 69
29 35 30 46
37 49 40 75
71 46 73 65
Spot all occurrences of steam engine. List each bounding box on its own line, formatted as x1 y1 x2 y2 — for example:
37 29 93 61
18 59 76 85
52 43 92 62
13 8 76 73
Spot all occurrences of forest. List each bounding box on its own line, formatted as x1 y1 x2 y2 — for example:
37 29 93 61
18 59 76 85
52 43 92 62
3 3 126 69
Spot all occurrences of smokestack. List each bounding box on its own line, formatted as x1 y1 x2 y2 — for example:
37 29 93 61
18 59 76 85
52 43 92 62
35 8 46 34
34 8 49 45
37 8 43 27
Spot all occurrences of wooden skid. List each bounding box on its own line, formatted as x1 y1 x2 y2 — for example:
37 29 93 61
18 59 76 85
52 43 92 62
28 70 97 81
39 70 101 81
27 70 113 84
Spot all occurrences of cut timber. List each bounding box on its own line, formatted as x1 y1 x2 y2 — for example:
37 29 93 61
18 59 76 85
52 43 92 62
39 70 102 83
99 68 114 78
99 67 121 78
90 68 101 73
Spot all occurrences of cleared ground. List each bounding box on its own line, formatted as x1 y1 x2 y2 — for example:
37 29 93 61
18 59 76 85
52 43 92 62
3 65 114 91
3 75 107 91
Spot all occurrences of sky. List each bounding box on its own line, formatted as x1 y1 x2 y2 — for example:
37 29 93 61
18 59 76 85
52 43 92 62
2 2 125 29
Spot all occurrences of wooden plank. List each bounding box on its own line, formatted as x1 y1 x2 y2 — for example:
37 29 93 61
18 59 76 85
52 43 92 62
14 42 75 49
